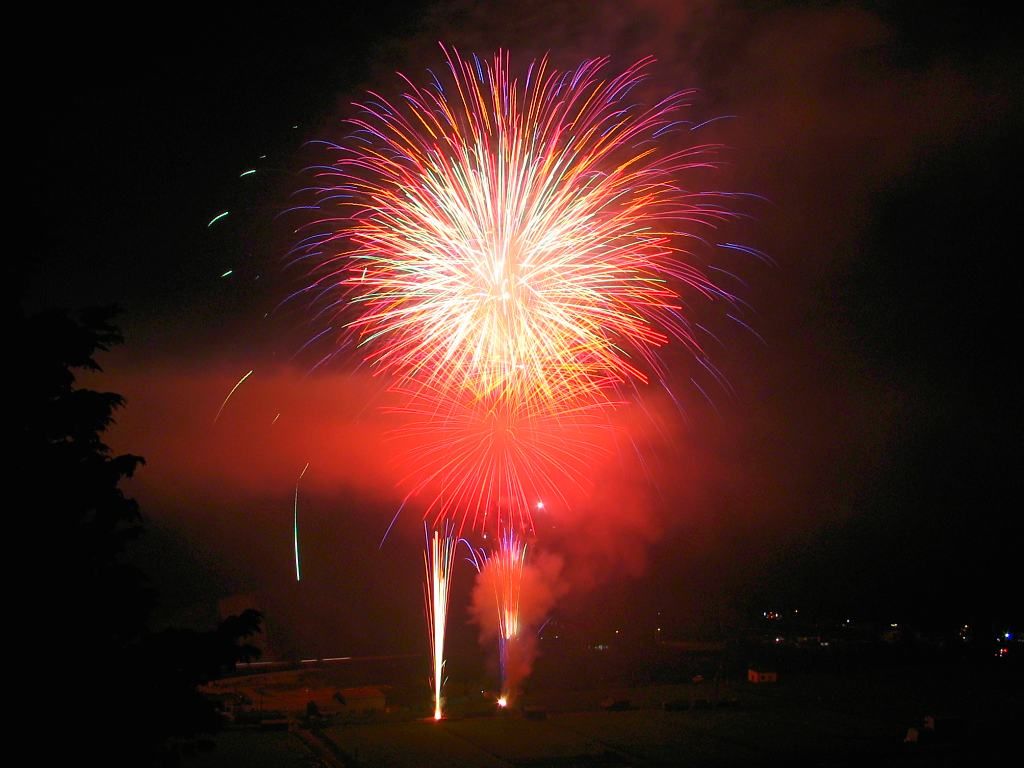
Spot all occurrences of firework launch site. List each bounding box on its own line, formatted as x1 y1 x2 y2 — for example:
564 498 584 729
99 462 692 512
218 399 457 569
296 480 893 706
190 620 1020 767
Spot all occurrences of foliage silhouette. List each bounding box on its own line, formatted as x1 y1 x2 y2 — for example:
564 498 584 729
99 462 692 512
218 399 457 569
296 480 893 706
21 307 262 766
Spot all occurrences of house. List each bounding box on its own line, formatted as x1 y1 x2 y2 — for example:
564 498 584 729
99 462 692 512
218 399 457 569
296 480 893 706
747 667 778 684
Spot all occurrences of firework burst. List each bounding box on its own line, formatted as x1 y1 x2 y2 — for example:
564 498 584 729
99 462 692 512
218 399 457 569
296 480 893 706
294 47 734 425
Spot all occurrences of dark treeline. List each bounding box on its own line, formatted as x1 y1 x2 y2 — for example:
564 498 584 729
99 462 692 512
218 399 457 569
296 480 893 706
19 306 261 766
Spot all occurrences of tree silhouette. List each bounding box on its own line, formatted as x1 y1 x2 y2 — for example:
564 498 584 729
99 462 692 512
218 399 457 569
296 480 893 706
20 307 261 766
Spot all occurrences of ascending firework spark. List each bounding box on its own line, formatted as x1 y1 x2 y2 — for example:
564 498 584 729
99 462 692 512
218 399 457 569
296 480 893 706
293 46 734 422
424 524 457 720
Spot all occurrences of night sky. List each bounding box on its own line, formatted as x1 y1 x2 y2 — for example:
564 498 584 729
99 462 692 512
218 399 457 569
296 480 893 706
27 2 1022 658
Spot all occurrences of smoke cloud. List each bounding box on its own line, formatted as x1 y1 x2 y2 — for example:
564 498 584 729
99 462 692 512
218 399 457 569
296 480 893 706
469 549 568 698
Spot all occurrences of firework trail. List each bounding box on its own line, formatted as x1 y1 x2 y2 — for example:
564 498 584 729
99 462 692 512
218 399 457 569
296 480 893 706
213 369 253 424
294 462 310 581
207 210 230 228
423 523 457 719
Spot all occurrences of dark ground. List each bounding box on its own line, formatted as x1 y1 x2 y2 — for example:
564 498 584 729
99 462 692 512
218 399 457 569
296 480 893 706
200 642 1020 766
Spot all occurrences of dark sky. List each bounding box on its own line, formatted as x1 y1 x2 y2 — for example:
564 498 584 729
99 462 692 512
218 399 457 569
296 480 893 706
27 1 1022 657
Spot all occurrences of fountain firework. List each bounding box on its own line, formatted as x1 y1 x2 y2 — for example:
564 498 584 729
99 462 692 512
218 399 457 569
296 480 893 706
467 525 528 702
423 524 457 719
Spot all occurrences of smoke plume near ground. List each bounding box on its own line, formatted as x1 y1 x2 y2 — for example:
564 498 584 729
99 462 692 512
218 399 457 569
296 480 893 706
469 549 568 699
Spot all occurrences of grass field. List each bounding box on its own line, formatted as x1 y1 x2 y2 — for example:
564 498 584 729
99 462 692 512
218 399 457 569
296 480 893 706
319 706 884 767
317 665 1020 767
185 730 315 768
193 659 1019 766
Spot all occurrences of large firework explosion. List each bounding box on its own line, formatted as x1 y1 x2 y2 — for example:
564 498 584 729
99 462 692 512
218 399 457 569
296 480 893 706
294 46 734 531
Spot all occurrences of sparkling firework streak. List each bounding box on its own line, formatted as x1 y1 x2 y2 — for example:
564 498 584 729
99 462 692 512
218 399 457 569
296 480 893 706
424 524 457 720
293 47 735 423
